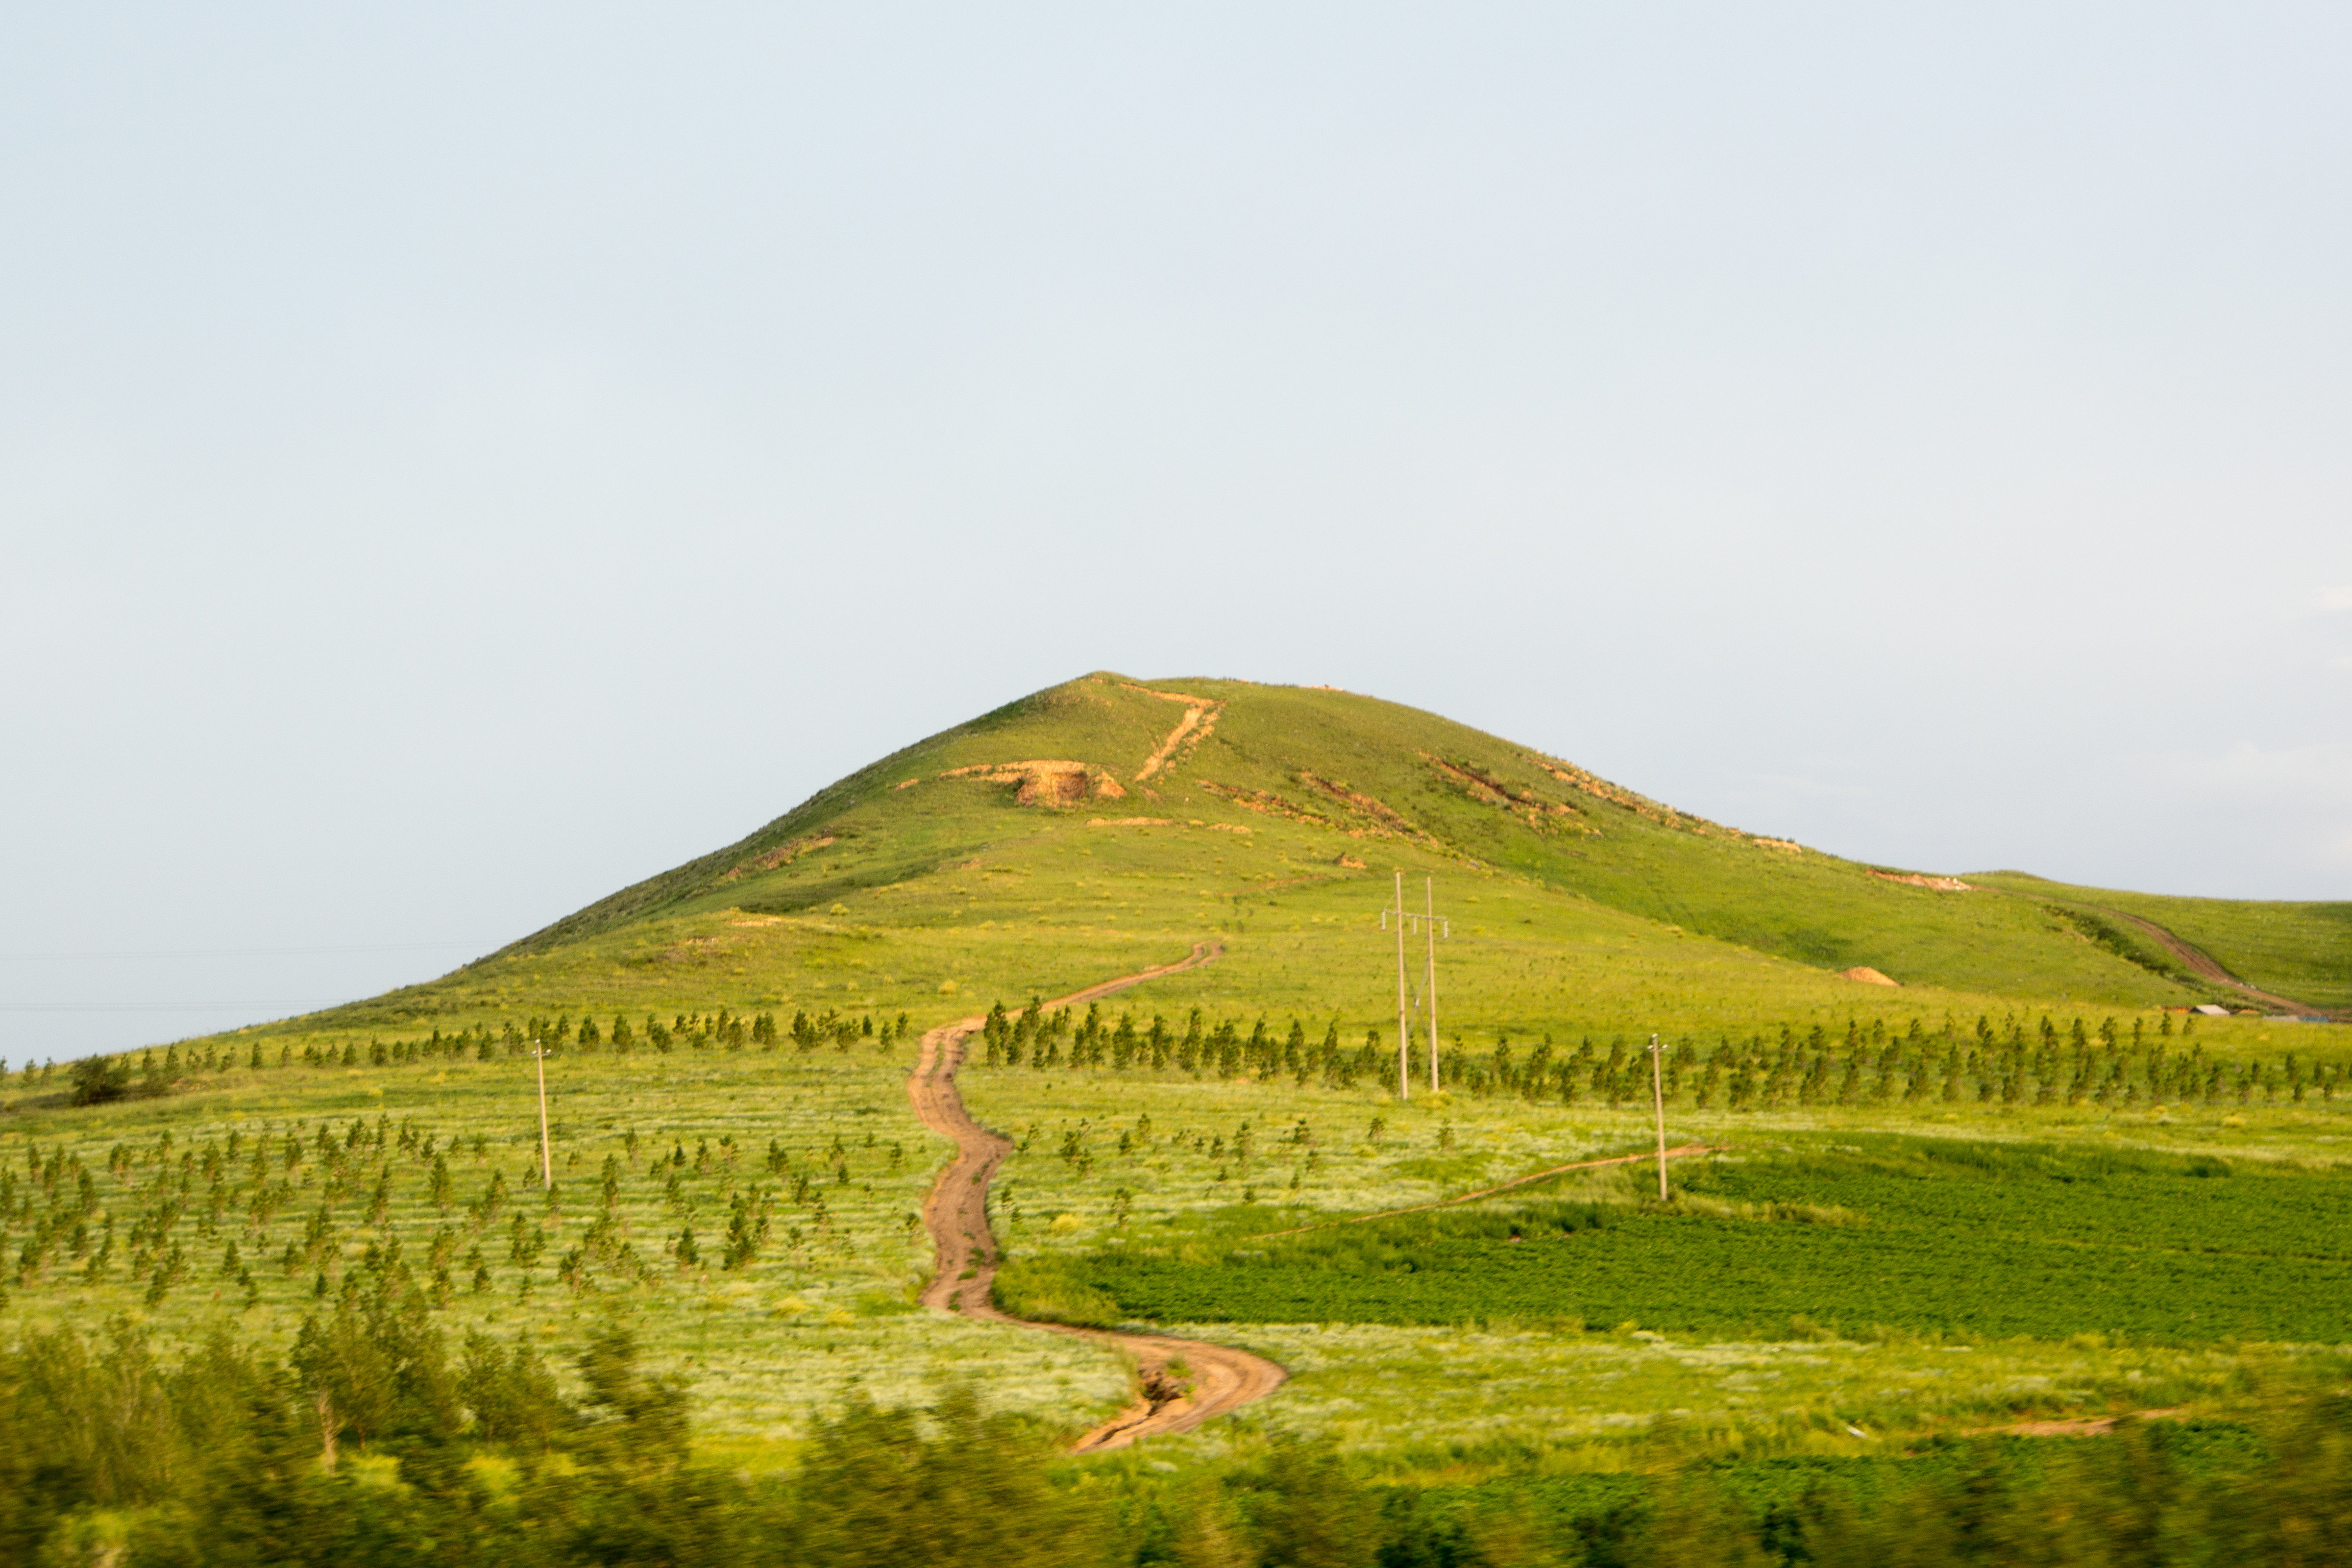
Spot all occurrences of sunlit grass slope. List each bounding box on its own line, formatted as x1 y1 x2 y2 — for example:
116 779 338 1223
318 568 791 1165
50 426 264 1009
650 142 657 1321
277 671 2255 1054
8 671 2347 1472
0 1043 1132 1456
1974 871 2352 1012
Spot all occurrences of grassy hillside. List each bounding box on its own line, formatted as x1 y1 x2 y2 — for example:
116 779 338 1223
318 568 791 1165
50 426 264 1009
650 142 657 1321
475 673 2222 1011
4 669 2345 1499
1974 871 2352 1013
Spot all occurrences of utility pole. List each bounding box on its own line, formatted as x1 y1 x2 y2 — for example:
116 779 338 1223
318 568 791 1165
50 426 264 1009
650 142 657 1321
1423 876 1447 1092
1380 873 1452 1101
1387 872 1411 1100
1647 1033 1669 1200
532 1036 553 1189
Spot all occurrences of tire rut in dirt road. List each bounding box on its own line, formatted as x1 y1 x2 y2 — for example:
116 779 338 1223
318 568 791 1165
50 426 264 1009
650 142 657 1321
905 941 1288 1452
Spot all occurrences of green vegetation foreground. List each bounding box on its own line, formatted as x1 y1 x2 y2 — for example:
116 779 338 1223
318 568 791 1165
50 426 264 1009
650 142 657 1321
3 1313 2348 1566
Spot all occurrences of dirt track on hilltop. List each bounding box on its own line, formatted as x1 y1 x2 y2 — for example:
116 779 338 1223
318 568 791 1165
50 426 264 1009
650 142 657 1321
905 941 1289 1452
2105 910 2331 1018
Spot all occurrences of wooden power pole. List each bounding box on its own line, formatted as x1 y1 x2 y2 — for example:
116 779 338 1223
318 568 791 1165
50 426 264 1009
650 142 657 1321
1647 1033 1669 1200
1381 873 1452 1101
1388 872 1411 1100
1423 876 1447 1092
533 1037 554 1189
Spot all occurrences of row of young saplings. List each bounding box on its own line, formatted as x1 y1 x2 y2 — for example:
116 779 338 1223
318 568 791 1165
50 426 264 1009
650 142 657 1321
977 1000 2351 1111
35 1007 927 1106
2 1112 908 1313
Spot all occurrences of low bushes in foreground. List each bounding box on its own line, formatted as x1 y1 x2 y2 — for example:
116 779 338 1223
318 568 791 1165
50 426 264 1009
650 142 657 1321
2 1298 2349 1566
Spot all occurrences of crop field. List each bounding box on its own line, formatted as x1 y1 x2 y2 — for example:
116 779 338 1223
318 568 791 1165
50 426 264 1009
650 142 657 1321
1000 1139 2352 1343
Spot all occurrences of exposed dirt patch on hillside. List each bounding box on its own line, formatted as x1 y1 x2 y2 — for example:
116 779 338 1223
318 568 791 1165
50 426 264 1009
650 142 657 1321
719 835 836 882
905 942 1287 1451
1529 753 1729 836
938 760 1128 806
1199 780 1343 831
1296 771 1423 835
1200 773 1456 855
1420 753 1594 834
1869 870 1973 892
1124 683 1225 783
1841 967 1900 987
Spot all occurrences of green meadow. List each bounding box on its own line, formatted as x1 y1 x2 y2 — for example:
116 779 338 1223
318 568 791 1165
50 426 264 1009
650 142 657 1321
4 673 2348 1562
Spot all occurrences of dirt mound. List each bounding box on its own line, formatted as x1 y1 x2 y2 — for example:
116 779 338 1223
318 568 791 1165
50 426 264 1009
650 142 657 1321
1841 966 1900 987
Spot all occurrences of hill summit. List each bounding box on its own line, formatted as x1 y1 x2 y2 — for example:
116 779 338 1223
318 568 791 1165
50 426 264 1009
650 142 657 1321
485 673 2275 1012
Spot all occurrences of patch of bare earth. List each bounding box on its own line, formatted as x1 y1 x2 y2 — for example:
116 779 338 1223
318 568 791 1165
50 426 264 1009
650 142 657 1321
719 835 836 882
1869 870 1973 892
1418 752 1593 835
1528 752 1731 836
1200 774 1457 856
938 760 1128 805
1841 967 1900 987
1125 683 1224 783
1969 1409 2185 1438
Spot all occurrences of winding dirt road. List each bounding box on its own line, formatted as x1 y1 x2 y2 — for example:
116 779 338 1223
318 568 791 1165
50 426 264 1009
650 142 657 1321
905 941 1289 1452
2105 910 2332 1018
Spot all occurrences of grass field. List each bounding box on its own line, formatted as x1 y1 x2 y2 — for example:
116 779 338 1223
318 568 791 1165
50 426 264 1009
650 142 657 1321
6 670 2348 1498
1001 1137 2352 1343
0 1040 1137 1455
1975 870 2352 1012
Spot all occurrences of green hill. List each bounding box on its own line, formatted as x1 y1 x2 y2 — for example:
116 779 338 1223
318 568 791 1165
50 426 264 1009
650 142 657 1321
4 670 2346 1502
1970 871 2351 1014
423 670 2310 1032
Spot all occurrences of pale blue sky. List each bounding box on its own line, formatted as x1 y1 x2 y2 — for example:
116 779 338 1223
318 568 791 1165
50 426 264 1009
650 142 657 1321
6 5 2349 1058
